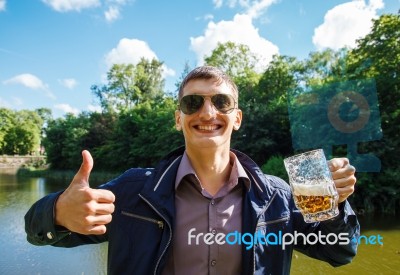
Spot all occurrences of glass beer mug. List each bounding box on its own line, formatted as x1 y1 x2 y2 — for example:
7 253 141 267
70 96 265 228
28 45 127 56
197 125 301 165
284 149 339 223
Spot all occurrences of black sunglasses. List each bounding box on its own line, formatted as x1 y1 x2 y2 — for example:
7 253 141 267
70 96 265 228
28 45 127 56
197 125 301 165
179 94 237 115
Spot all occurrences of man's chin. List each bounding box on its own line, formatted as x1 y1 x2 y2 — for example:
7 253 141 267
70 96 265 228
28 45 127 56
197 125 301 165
187 136 230 149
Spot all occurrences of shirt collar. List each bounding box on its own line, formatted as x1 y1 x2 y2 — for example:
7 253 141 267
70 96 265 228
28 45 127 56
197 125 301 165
175 151 250 191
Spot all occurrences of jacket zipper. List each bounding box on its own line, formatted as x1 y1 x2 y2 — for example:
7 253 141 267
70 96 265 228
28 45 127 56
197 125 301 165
256 216 290 227
253 191 279 274
139 194 172 275
121 211 164 229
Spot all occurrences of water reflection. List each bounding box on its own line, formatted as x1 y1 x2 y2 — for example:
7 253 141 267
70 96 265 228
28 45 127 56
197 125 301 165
0 169 107 275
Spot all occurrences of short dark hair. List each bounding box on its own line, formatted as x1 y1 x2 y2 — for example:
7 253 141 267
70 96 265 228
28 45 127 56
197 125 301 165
178 66 239 100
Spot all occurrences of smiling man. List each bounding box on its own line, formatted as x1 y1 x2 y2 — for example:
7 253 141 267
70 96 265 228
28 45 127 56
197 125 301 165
25 66 359 275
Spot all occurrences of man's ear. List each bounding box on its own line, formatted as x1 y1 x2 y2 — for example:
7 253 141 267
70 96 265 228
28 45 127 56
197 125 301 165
175 110 182 131
233 109 242 131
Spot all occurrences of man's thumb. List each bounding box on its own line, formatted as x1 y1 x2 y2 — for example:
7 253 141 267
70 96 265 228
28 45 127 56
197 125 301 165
74 150 93 186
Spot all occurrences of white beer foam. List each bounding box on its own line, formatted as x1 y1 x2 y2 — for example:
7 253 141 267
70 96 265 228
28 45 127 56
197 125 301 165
292 181 335 196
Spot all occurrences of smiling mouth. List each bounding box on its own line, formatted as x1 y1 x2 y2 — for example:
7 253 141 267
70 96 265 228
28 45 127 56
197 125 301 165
195 125 221 131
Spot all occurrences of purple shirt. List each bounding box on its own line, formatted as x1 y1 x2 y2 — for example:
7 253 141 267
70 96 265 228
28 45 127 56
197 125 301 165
162 151 250 275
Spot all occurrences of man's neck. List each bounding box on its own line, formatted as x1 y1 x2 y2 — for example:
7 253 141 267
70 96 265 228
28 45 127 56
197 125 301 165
186 146 232 196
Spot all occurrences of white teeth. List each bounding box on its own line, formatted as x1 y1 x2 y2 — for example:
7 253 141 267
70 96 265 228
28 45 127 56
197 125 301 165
197 125 218 131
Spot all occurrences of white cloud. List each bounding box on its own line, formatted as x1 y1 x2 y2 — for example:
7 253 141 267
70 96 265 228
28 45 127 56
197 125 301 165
0 0 6 11
59 78 78 89
105 38 157 67
87 104 102 113
190 13 279 72
42 0 100 12
213 0 223 8
312 0 384 50
4 74 47 90
54 103 80 115
105 38 176 77
108 0 129 4
42 0 130 23
3 73 56 99
162 66 176 78
105 6 120 22
246 0 277 19
196 13 214 21
213 0 277 19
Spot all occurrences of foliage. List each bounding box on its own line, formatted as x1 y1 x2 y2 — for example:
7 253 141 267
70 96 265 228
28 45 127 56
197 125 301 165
43 113 91 170
232 55 299 164
91 59 165 113
92 98 184 171
174 61 192 97
344 13 400 214
0 108 45 155
347 13 400 168
204 42 260 80
261 155 288 183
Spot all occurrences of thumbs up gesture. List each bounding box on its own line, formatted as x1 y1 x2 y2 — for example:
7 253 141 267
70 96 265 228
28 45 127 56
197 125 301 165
55 150 115 235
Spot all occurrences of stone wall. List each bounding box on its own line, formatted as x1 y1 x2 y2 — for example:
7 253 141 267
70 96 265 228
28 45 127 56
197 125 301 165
0 155 46 168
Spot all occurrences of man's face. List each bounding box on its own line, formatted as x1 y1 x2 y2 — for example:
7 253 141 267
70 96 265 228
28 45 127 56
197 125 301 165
175 78 242 151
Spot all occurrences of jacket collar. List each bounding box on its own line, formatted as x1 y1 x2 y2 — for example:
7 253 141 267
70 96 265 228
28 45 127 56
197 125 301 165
139 147 184 222
232 148 276 213
139 146 275 222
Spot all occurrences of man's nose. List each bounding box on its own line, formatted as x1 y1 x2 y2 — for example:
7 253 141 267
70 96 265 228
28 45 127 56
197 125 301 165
199 98 217 119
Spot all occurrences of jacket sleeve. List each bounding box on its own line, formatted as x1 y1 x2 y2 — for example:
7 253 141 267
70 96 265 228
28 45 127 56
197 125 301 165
24 191 108 248
293 199 360 266
24 168 149 248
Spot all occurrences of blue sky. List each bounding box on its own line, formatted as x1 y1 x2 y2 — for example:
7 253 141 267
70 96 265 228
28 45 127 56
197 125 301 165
0 0 398 118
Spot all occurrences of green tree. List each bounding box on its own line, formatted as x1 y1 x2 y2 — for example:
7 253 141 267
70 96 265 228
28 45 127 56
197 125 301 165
91 58 165 112
44 113 90 169
174 61 192 97
345 13 400 213
0 108 15 154
1 110 43 155
233 55 300 164
301 49 349 86
347 13 400 166
204 42 259 77
3 125 35 155
204 42 261 96
94 99 184 170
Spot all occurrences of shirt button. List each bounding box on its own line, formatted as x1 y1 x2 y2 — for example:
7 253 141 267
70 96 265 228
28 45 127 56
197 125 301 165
211 199 215 205
211 260 217 266
47 232 53 240
211 229 217 234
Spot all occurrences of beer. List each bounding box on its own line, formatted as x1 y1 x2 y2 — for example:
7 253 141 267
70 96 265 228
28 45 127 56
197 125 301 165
292 182 339 218
284 149 340 223
294 194 335 214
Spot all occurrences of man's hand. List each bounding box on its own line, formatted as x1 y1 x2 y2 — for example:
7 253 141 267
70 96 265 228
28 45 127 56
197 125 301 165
328 158 356 203
55 150 115 235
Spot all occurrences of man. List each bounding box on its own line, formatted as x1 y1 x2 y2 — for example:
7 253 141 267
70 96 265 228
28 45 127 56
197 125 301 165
25 66 359 274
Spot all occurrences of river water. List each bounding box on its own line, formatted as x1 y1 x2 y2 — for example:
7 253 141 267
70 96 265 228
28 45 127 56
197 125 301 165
0 168 399 275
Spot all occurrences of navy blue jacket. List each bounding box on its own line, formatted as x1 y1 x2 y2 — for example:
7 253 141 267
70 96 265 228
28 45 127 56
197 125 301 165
25 147 360 274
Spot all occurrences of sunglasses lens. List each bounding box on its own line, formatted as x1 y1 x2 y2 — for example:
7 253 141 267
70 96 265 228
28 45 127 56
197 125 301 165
180 94 236 114
212 94 235 113
180 95 204 115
